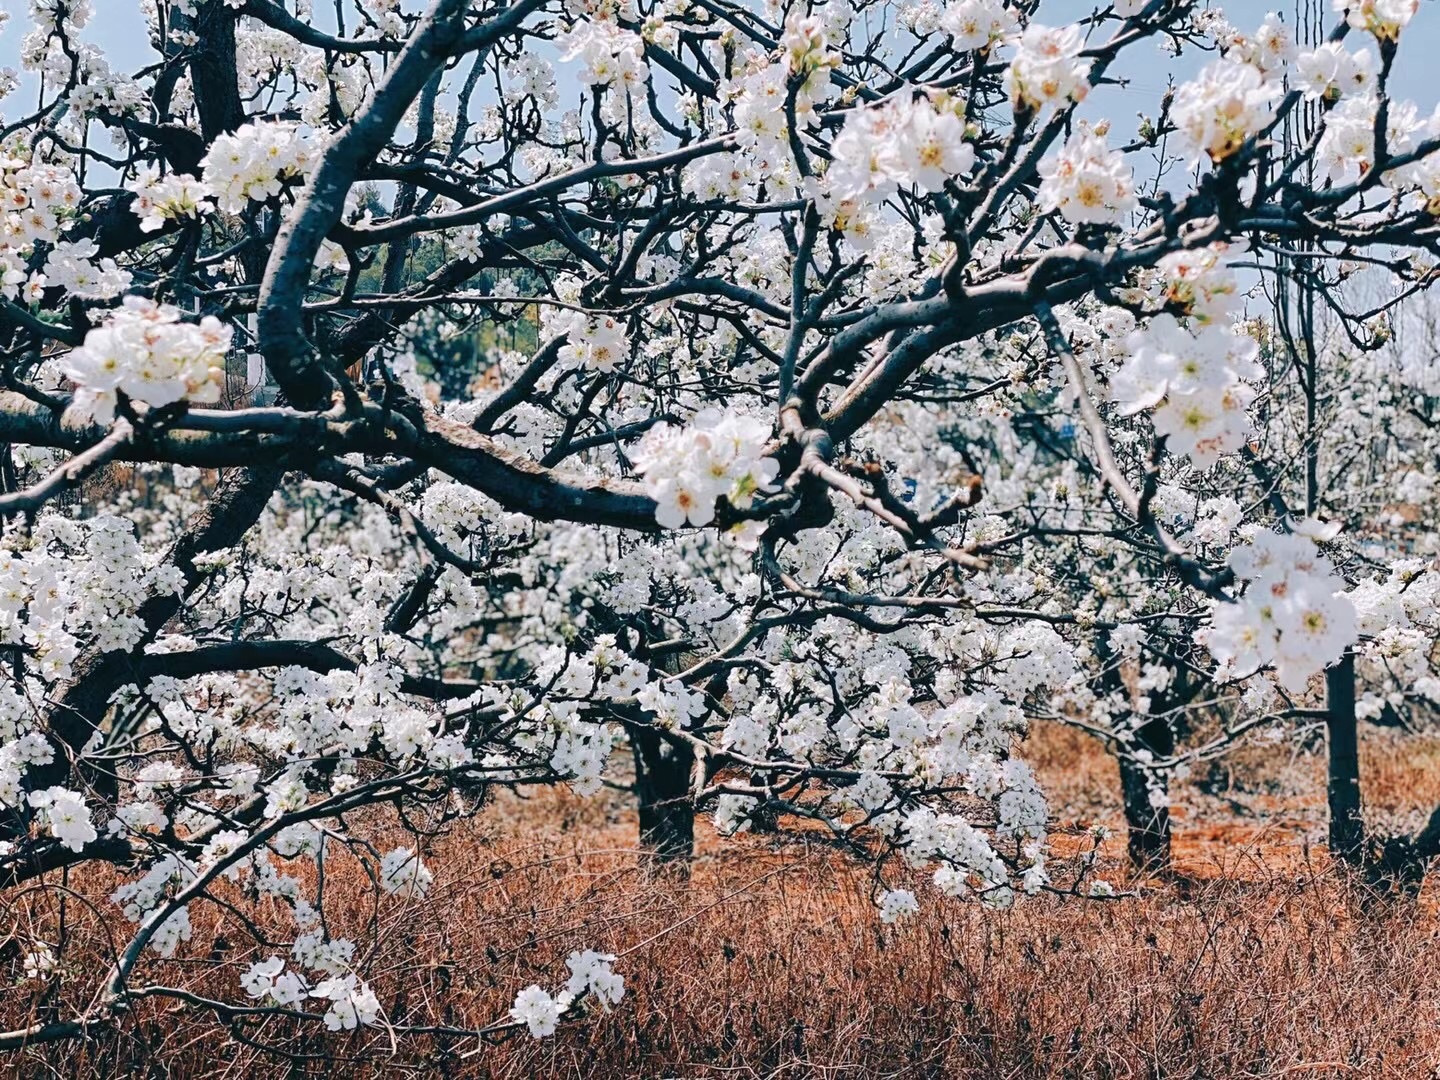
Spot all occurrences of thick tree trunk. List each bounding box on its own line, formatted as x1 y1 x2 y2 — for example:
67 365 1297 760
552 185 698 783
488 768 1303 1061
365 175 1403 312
1118 715 1175 872
631 728 695 869
1097 631 1179 873
746 770 779 833
190 3 246 141
1325 651 1366 867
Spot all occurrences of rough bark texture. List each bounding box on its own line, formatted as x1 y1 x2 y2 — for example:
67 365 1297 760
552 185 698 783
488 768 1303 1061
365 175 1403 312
190 3 246 140
1118 714 1176 872
1325 652 1366 867
631 728 696 869
1097 632 1180 872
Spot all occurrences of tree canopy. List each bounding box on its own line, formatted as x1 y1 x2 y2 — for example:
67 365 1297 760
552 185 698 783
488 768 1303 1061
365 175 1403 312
2 0 1440 1052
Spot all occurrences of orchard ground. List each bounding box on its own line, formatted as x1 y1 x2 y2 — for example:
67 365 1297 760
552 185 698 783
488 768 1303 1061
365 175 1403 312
7 719 1440 1079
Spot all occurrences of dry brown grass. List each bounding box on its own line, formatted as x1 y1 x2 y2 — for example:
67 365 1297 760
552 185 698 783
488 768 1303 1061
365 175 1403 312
7 722 1440 1079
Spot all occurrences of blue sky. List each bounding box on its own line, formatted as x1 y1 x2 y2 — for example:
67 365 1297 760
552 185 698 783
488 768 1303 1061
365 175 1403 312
6 2 1440 107
4 2 1440 177
6 3 1440 120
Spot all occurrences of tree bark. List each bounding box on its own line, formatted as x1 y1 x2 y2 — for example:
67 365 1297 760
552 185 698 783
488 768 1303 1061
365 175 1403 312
1325 651 1366 867
1097 631 1179 873
1117 714 1175 872
631 727 695 869
190 2 246 141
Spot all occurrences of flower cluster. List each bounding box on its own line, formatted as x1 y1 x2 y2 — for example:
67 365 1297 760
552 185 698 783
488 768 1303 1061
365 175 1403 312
560 23 647 91
312 974 384 1030
637 678 708 729
25 786 97 852
721 13 842 171
509 950 625 1038
782 14 843 79
828 93 975 202
877 888 920 923
1111 314 1261 468
1037 122 1135 225
200 120 316 213
2 162 80 244
378 847 433 898
1225 11 1295 77
0 160 85 299
241 955 383 1030
127 169 215 233
42 238 132 301
22 944 56 981
632 410 779 529
1172 59 1277 164
940 0 1017 51
241 956 310 1006
901 806 1023 907
683 152 758 202
728 65 791 160
0 514 183 696
356 0 406 37
1205 523 1358 693
63 296 231 424
559 313 629 372
1349 561 1440 718
1295 42 1374 102
66 64 146 118
1314 93 1431 189
564 949 626 1007
1154 244 1241 324
504 54 559 109
1004 24 1090 113
509 984 562 1038
1333 0 1418 41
